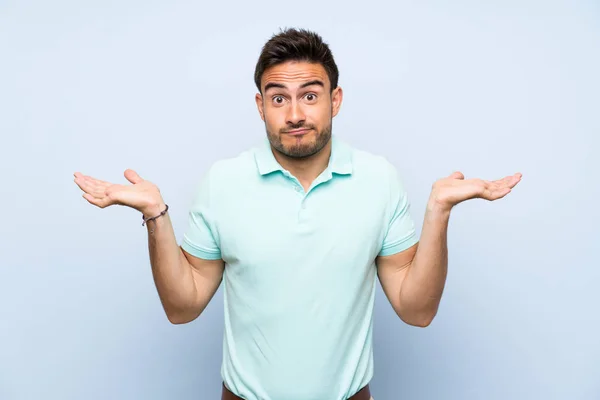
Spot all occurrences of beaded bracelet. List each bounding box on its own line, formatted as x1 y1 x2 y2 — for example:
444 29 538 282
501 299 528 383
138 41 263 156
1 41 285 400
142 204 169 228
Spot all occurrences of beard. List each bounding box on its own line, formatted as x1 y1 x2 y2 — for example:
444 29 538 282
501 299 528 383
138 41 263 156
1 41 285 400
266 121 332 159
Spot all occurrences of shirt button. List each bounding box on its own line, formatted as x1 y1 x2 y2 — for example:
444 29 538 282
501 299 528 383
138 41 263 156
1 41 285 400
295 186 303 192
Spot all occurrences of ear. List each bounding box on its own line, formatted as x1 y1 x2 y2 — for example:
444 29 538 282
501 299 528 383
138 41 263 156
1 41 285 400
255 92 265 121
331 86 343 118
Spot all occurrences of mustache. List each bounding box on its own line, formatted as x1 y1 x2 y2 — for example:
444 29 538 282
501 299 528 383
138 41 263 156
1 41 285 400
280 123 315 133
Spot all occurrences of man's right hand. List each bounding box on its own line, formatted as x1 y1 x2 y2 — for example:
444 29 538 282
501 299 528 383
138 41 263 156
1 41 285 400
74 169 165 217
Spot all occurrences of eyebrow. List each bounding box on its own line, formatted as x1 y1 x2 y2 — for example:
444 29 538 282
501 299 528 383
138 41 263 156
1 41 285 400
264 80 325 93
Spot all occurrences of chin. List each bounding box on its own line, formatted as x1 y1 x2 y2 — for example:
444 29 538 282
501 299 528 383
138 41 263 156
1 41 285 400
284 143 323 159
267 127 329 158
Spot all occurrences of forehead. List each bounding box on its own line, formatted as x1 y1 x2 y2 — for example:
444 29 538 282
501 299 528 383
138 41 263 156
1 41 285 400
261 61 329 90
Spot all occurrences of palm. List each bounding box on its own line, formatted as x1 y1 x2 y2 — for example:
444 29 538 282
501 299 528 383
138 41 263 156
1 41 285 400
432 171 522 210
73 169 161 214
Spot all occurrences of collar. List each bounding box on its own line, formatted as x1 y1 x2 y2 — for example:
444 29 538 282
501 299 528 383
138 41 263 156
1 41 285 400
254 135 353 176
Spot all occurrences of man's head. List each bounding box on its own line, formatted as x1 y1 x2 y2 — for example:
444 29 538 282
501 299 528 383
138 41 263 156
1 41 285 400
254 28 342 159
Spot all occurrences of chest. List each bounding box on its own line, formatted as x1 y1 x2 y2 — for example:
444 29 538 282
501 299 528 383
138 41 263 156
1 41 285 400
215 178 387 277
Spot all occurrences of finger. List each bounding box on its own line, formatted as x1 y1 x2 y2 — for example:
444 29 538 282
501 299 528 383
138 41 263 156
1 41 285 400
483 186 511 200
75 174 111 193
81 177 112 199
497 172 522 183
507 178 521 189
75 177 114 203
74 176 95 194
489 180 511 193
449 171 464 180
511 172 523 185
495 174 521 189
124 169 143 184
83 175 112 188
82 193 109 208
493 187 512 199
86 176 111 190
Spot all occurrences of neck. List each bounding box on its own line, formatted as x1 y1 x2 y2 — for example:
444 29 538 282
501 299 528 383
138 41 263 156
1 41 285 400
271 139 332 189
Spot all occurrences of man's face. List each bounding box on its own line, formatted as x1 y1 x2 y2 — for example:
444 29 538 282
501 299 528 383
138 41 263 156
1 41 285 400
255 61 343 159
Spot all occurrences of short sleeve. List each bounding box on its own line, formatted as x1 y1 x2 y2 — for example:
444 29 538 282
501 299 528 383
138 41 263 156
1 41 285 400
181 169 222 260
378 164 419 257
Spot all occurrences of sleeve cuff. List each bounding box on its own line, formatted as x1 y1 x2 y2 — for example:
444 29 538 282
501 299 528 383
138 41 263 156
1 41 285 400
378 233 419 257
181 237 222 260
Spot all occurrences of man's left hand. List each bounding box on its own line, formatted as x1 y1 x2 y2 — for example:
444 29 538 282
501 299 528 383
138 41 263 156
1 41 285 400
429 171 523 213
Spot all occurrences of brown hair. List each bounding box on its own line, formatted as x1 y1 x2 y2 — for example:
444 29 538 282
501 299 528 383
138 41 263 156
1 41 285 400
254 28 339 93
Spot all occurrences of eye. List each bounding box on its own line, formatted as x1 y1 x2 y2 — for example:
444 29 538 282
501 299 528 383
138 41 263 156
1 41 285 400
272 96 285 105
305 93 317 102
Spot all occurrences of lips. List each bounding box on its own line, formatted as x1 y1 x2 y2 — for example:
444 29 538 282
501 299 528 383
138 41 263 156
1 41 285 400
285 128 312 136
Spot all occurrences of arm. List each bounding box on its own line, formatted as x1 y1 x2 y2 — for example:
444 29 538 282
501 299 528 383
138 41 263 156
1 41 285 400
376 203 449 328
74 169 224 325
146 203 224 324
377 170 522 327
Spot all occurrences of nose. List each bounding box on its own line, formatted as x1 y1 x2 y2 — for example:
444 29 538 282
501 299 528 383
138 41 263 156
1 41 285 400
286 100 306 126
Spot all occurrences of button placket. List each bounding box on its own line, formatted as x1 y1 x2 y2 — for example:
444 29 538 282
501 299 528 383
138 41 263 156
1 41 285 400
297 192 308 222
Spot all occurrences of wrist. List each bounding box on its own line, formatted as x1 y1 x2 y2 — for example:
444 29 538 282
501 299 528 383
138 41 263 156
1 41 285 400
142 199 167 218
426 197 452 217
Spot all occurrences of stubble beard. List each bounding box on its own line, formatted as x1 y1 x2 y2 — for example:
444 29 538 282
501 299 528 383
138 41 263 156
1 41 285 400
266 122 332 159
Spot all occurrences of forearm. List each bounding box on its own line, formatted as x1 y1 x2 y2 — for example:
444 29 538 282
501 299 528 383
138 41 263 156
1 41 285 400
399 200 450 326
145 203 198 321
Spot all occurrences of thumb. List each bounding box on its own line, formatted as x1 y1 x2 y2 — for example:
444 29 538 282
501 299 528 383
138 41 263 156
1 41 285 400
124 169 143 184
449 171 464 180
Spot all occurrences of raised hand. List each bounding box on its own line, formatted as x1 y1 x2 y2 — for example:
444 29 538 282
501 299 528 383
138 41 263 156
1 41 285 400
73 169 165 217
429 171 522 213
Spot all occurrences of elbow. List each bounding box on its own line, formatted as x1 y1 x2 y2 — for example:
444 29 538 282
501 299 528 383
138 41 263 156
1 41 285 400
397 308 437 328
165 307 201 325
395 294 441 328
167 314 193 325
406 316 434 328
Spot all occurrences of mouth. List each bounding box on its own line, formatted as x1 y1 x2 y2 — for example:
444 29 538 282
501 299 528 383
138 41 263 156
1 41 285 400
284 128 313 136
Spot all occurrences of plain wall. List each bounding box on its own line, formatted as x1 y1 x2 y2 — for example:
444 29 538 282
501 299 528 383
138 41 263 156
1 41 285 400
1 1 598 399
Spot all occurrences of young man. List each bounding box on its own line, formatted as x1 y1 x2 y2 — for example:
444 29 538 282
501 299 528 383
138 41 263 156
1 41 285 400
74 28 521 400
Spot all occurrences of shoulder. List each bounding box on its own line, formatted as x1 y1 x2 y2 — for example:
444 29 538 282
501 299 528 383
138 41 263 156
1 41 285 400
342 141 410 205
190 144 263 202
202 146 257 182
344 141 399 182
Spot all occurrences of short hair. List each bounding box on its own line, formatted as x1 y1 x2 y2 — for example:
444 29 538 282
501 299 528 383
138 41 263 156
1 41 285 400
254 28 339 93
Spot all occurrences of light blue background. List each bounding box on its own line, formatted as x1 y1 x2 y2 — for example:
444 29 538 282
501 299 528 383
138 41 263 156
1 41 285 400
1 1 598 399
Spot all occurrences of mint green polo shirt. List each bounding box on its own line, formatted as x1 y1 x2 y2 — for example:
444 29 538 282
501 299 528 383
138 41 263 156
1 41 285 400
181 135 419 400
